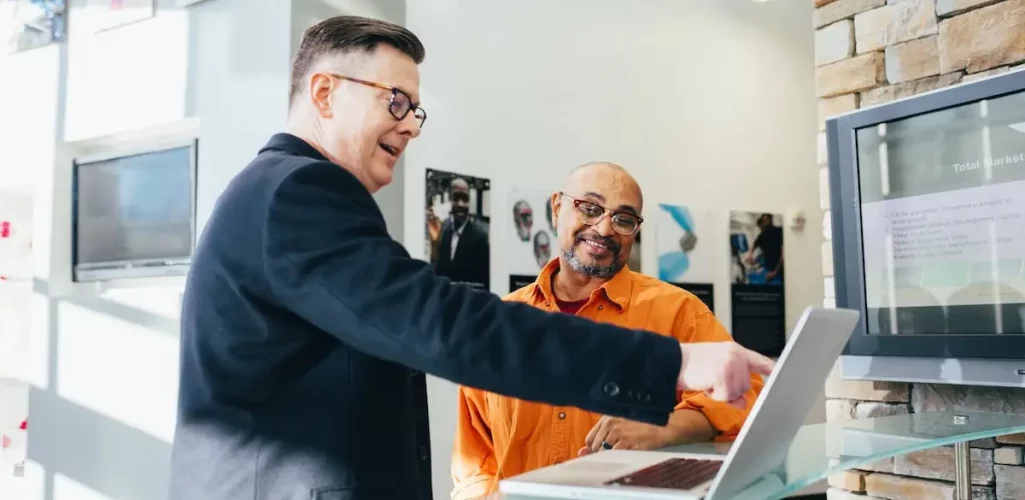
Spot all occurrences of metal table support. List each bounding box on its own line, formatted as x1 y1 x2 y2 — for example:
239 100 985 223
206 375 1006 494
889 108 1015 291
953 414 971 500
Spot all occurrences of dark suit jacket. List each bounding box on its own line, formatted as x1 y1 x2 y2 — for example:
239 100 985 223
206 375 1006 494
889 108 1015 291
435 217 490 290
168 133 682 500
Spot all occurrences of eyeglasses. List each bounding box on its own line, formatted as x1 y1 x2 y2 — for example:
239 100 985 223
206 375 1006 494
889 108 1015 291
327 73 427 128
560 192 643 236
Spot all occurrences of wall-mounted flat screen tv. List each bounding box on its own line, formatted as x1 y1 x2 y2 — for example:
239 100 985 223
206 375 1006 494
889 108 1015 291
72 139 197 282
827 70 1025 387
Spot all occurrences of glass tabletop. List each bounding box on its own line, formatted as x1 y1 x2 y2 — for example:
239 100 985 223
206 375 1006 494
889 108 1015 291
488 410 1025 500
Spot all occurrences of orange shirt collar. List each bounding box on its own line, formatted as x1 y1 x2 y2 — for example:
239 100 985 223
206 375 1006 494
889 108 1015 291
529 258 633 310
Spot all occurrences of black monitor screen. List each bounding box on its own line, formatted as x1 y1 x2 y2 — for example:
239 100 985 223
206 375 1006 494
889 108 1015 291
855 90 1025 335
74 144 195 270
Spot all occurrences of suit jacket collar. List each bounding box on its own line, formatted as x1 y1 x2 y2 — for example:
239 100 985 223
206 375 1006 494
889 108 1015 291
259 133 330 162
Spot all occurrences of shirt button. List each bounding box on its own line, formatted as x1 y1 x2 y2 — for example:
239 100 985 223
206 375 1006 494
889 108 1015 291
642 393 651 402
604 382 620 397
419 445 428 461
558 412 566 420
598 305 604 311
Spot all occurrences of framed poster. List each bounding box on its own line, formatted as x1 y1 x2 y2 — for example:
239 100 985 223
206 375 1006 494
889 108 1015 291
655 203 715 311
425 168 491 292
729 210 786 357
3 0 66 54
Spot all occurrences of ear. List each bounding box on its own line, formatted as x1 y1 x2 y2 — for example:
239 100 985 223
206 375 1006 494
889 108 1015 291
308 73 335 119
549 192 561 226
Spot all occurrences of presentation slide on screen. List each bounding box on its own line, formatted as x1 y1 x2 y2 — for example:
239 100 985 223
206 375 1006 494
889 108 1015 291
861 173 1025 309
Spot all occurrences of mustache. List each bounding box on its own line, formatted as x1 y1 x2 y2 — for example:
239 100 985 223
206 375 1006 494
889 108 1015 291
574 232 620 252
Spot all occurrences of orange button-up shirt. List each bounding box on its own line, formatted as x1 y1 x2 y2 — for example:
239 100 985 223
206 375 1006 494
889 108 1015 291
450 260 764 499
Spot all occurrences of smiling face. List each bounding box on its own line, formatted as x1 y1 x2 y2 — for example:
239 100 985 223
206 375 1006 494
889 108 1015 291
551 163 643 280
306 44 423 192
449 178 470 226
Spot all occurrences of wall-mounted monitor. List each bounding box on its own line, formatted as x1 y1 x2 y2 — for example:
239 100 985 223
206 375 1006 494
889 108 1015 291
71 139 198 283
827 70 1025 388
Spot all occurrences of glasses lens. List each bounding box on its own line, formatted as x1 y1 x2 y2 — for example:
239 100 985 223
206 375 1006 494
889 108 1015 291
390 91 411 119
611 214 639 235
574 201 604 222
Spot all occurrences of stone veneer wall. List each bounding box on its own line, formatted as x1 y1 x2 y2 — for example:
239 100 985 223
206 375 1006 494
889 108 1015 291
813 0 1025 499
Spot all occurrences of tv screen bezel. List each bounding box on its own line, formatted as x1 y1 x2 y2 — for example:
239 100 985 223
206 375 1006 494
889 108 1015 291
827 70 1025 360
70 137 199 283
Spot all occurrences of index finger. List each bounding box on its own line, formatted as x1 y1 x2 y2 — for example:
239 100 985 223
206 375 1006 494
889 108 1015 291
745 350 776 376
584 416 608 449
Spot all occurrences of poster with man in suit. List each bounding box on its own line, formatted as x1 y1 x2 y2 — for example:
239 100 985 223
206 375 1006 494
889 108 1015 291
425 169 491 291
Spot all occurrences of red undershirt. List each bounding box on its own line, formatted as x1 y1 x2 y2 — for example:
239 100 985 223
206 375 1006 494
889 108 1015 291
551 272 589 315
554 297 588 315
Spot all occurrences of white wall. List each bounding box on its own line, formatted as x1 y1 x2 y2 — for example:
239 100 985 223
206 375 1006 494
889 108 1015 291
401 2 821 498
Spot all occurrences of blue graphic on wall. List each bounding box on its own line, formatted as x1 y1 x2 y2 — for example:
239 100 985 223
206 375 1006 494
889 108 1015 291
657 203 698 282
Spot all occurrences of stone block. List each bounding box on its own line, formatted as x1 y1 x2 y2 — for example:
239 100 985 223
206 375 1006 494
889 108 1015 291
972 438 999 449
825 277 836 299
824 297 837 309
911 384 1025 415
893 447 994 485
823 210 833 240
855 401 910 419
827 487 885 500
819 167 831 210
939 0 1025 74
937 0 1005 17
818 131 828 164
996 464 1025 499
829 470 868 492
817 52 886 97
860 72 963 107
865 472 995 500
963 66 1010 82
994 446 1024 465
818 93 858 131
858 457 895 474
854 0 938 54
826 398 856 422
997 433 1025 445
817 19 855 66
822 241 834 276
815 0 887 28
886 35 940 83
825 361 910 402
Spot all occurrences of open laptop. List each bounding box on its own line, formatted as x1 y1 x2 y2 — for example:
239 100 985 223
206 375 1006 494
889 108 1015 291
498 306 861 500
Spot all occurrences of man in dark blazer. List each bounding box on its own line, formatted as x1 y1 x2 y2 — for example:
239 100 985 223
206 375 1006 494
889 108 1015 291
168 15 773 500
435 177 490 290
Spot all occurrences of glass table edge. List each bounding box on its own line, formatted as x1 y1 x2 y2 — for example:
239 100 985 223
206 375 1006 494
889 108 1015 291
490 411 1025 500
765 414 1025 499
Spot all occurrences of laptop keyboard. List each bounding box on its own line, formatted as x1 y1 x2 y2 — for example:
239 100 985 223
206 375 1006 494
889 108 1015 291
604 458 723 490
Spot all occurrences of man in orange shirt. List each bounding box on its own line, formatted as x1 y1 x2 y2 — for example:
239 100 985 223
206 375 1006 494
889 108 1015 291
450 162 765 499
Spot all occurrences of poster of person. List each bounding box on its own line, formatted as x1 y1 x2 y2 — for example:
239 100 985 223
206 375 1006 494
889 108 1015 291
729 211 786 357
730 212 784 285
507 188 557 292
425 168 491 291
3 0 67 54
655 203 714 311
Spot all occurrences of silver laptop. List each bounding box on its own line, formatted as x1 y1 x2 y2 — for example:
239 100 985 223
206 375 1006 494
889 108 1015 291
498 306 861 500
